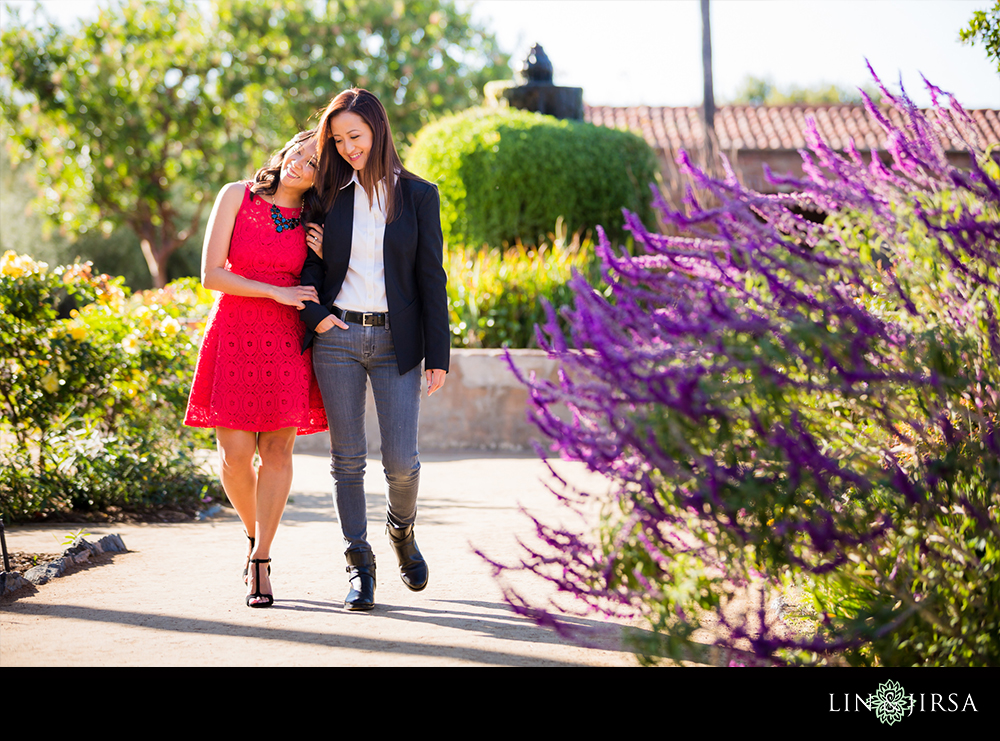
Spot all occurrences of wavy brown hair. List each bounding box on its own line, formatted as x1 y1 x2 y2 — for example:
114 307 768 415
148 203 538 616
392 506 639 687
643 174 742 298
249 129 323 224
315 88 424 222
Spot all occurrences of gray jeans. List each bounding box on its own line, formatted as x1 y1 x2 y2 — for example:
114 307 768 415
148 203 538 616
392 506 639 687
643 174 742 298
311 320 422 554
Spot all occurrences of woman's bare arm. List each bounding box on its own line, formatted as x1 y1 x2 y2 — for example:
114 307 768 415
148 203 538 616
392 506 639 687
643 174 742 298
201 183 318 309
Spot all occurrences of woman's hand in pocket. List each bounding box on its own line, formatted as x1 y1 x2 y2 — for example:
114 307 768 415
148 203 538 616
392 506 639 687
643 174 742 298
315 313 348 333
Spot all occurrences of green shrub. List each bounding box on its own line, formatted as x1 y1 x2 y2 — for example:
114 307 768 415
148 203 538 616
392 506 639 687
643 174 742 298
405 107 659 248
445 226 605 349
0 251 220 521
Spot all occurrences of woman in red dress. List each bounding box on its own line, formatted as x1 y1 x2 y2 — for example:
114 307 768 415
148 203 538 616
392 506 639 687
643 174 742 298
184 130 328 608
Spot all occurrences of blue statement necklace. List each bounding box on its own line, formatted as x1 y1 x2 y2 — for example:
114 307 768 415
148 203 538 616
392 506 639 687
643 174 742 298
267 195 303 233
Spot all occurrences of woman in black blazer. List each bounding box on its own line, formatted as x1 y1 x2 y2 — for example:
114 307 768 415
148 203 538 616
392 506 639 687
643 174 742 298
299 88 449 611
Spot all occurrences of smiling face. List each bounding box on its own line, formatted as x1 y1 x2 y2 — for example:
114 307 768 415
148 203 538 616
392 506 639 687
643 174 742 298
328 111 374 172
280 137 318 192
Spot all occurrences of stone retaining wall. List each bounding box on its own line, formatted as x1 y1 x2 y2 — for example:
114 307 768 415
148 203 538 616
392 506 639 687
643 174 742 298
295 348 562 455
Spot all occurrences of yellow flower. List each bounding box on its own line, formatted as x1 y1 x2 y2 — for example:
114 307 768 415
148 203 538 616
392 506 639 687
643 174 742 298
2 251 48 277
1 251 26 278
41 372 59 394
68 323 87 341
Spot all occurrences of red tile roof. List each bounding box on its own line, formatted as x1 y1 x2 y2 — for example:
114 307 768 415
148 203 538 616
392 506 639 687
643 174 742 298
584 104 1000 155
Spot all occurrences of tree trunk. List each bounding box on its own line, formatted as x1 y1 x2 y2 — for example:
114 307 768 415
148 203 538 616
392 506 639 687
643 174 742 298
135 198 206 289
139 238 171 289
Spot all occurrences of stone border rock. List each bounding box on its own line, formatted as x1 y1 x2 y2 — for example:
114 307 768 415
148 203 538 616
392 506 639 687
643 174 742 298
1 534 127 596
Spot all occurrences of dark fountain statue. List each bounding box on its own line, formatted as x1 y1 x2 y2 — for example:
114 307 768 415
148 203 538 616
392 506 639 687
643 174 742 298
491 44 584 121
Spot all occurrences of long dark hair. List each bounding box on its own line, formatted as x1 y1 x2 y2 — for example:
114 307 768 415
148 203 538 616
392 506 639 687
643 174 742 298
249 129 323 224
315 88 423 222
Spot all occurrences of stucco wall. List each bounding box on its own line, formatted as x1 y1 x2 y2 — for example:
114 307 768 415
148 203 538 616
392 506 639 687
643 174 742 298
295 348 562 455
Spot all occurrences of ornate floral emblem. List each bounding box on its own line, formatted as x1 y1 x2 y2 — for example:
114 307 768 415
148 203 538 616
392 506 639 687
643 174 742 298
868 680 912 725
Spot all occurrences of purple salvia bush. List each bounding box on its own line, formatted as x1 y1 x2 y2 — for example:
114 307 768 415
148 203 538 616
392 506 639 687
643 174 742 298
486 70 1000 666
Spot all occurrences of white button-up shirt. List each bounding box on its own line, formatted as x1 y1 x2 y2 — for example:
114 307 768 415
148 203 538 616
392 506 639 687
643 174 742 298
336 172 388 313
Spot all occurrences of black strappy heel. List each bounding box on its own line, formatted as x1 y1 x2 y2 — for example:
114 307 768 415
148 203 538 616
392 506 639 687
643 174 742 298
246 558 273 608
243 533 270 585
243 533 255 584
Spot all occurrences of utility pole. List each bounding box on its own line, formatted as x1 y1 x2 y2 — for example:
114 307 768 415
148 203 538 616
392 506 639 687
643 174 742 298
701 0 715 163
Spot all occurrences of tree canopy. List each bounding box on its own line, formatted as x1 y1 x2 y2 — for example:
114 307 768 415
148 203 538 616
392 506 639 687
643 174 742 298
216 0 510 150
0 0 510 287
726 74 882 106
960 1 1000 72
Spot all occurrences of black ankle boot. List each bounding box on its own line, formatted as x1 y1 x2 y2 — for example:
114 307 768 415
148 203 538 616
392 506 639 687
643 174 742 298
344 549 376 611
387 523 428 592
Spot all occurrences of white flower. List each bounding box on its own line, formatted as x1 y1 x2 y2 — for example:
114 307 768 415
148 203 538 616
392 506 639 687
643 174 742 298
160 316 181 335
121 335 141 355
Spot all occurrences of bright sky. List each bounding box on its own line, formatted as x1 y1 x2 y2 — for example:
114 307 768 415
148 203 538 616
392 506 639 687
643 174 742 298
463 0 999 109
2 0 997 109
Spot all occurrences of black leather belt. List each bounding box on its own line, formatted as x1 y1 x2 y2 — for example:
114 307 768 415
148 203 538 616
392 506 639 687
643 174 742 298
331 306 387 327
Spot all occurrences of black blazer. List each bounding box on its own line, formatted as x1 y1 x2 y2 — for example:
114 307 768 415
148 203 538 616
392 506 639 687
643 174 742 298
299 177 450 376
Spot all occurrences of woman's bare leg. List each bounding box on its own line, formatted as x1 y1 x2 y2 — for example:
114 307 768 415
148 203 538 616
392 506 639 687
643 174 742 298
216 427 259 571
247 426 297 604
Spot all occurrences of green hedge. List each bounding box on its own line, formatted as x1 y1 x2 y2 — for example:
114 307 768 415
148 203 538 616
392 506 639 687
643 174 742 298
405 107 659 247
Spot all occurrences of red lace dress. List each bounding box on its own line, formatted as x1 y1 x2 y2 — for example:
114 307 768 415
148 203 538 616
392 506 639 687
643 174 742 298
184 185 328 435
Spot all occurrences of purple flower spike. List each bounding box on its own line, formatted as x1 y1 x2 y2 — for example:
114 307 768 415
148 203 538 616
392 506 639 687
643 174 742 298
480 66 1000 667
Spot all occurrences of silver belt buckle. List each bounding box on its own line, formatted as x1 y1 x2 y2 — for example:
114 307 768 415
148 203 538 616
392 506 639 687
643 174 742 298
362 312 375 326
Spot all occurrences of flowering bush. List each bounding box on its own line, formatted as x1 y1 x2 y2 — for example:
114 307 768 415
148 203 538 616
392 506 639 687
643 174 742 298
1 253 220 520
491 71 1000 666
